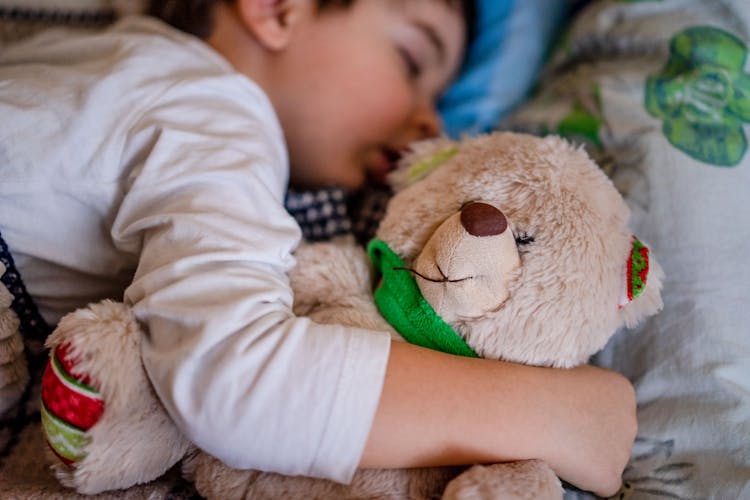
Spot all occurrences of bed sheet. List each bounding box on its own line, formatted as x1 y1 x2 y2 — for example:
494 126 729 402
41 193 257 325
503 1 750 498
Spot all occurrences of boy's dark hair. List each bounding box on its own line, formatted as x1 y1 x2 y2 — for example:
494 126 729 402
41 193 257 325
148 0 476 48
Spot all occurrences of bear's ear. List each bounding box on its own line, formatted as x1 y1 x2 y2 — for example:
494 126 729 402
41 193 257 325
388 137 459 192
618 236 665 328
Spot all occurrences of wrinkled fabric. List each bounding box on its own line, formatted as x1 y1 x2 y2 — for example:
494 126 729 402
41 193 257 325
0 16 390 483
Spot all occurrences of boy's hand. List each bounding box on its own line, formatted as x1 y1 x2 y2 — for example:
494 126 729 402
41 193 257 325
538 365 637 497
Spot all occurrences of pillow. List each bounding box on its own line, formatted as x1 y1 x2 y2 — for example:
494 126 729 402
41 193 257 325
0 0 141 43
438 0 569 138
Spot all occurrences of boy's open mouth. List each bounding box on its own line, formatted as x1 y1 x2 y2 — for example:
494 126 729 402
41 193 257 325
368 147 403 185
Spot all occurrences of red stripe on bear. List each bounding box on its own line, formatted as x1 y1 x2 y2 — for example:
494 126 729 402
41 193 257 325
41 343 104 431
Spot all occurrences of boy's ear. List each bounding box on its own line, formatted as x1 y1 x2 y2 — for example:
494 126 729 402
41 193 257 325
236 0 306 51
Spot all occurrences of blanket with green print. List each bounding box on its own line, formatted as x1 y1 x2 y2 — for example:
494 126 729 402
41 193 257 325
503 1 750 498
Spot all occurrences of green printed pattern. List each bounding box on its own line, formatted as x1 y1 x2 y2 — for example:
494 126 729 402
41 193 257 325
557 85 604 150
645 26 750 166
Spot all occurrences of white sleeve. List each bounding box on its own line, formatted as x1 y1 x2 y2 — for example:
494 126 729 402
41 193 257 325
114 80 391 482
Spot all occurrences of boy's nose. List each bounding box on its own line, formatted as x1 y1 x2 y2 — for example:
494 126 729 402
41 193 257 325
414 105 441 139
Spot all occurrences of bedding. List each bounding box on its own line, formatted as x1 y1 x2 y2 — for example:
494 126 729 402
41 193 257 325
503 1 750 498
1 1 748 499
437 0 568 137
0 0 138 43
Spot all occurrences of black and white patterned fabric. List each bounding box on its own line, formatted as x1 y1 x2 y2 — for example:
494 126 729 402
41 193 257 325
347 185 393 246
285 188 352 242
284 186 392 245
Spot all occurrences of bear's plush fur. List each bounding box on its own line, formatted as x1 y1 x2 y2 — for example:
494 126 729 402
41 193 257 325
37 132 663 499
0 263 28 416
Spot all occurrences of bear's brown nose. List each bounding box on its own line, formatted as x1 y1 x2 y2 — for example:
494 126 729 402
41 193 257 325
460 202 508 237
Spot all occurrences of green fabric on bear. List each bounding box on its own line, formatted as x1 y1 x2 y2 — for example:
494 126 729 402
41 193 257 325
367 239 478 358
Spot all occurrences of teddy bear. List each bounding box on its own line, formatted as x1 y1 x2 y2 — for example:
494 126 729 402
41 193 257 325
38 131 663 499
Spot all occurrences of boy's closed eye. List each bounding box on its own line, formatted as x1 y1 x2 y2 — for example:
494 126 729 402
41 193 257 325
394 17 456 92
412 20 446 65
399 47 422 79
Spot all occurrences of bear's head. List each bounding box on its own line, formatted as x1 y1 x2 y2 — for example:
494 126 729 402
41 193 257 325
370 132 663 368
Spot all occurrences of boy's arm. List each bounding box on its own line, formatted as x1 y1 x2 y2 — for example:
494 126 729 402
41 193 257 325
360 341 636 498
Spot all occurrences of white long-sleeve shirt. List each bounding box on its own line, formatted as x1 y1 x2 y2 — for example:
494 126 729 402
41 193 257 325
0 16 391 482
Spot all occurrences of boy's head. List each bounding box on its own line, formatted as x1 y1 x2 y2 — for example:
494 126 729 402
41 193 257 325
148 1 361 39
151 0 473 190
149 1 474 53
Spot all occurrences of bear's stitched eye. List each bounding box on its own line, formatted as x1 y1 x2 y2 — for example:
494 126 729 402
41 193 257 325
515 232 535 246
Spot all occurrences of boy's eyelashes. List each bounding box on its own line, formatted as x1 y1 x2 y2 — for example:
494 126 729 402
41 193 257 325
398 47 422 79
